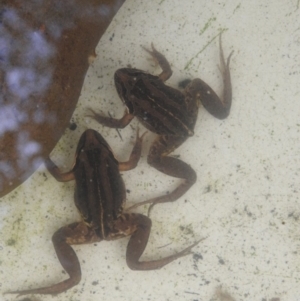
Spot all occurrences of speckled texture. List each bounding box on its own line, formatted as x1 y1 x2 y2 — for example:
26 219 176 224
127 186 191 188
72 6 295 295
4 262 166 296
1 1 300 300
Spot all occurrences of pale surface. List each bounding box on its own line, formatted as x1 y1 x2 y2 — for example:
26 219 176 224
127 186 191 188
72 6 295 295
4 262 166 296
1 1 300 301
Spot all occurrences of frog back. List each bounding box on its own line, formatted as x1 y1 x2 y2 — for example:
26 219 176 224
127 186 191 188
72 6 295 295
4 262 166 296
115 69 196 136
73 130 126 239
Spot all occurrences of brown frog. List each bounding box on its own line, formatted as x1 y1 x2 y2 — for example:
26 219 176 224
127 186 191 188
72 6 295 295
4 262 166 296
7 129 200 296
89 34 233 212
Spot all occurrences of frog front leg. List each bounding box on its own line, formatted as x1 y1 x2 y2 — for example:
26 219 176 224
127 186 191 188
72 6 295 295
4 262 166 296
119 129 147 171
114 213 200 270
87 108 135 129
6 222 100 296
142 43 172 81
44 157 75 182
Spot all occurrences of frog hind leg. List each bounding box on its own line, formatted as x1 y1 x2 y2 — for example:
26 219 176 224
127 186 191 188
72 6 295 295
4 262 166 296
190 34 233 120
6 222 100 296
119 213 199 270
128 135 196 214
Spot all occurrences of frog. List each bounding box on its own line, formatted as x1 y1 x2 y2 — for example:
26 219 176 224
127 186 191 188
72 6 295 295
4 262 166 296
7 129 201 296
88 34 233 212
